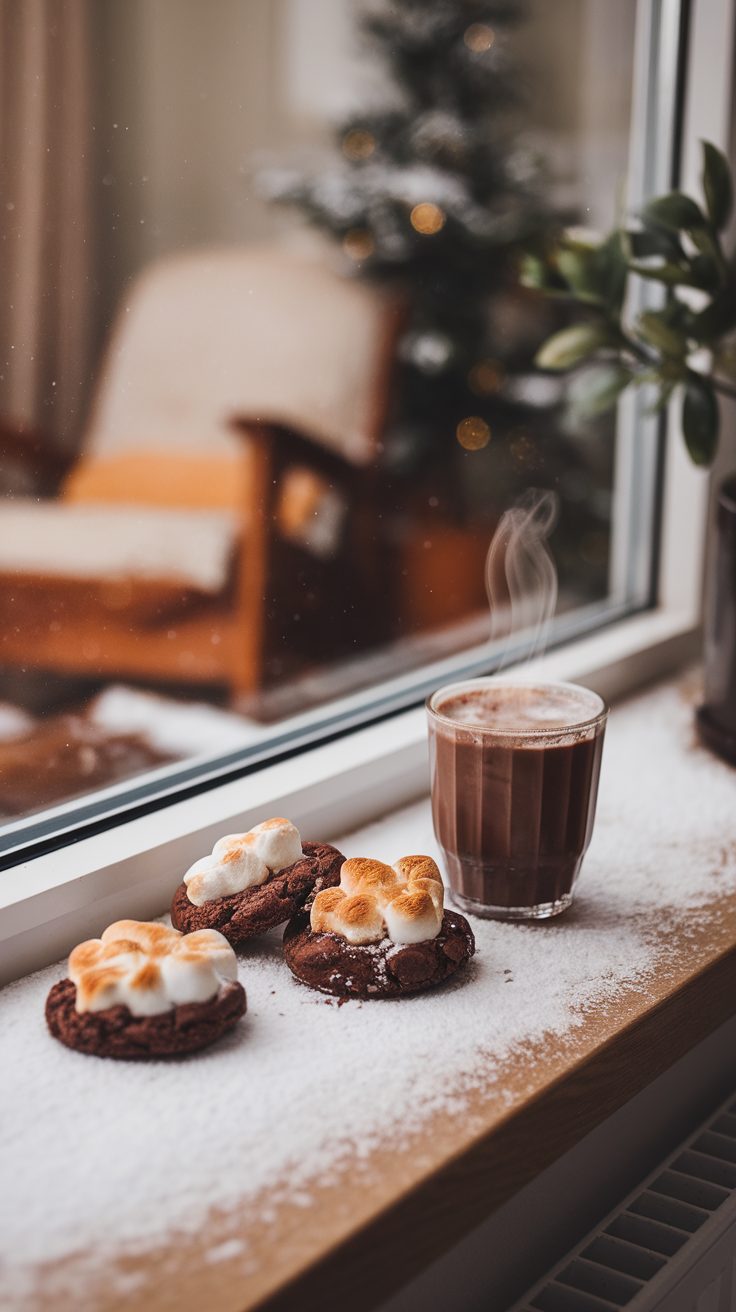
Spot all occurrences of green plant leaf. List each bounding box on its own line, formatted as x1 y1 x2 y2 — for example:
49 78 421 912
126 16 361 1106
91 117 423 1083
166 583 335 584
702 141 733 231
534 323 614 371
557 249 605 305
595 231 628 315
553 231 628 312
689 253 722 292
688 225 722 264
682 376 719 465
628 227 683 260
691 283 736 342
567 364 632 417
628 259 692 285
644 191 707 232
519 253 547 289
661 294 695 332
519 252 569 296
637 311 687 358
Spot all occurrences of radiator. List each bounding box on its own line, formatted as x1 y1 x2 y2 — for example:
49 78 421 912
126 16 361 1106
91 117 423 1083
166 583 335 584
511 1090 736 1312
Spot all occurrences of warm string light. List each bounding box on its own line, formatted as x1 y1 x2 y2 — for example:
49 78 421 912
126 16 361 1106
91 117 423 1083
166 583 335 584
342 228 374 261
456 416 490 449
464 23 495 52
468 358 505 396
410 202 445 235
342 128 375 161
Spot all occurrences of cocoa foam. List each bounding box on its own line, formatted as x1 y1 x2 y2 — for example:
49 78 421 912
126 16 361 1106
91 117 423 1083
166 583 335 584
435 682 603 733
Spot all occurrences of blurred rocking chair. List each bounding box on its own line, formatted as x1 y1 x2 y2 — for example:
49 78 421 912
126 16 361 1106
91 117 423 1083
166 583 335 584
0 244 401 698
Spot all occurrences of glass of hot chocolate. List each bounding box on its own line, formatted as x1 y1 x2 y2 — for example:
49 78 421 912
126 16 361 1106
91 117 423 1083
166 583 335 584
426 678 608 920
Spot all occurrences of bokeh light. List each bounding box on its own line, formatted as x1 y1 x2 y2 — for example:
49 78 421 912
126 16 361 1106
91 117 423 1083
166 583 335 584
464 24 495 52
410 203 446 235
342 228 375 261
508 430 540 467
457 416 491 449
468 358 505 396
343 128 376 161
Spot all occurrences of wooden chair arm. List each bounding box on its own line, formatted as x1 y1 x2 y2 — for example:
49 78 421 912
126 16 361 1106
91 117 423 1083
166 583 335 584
227 417 390 702
230 417 376 484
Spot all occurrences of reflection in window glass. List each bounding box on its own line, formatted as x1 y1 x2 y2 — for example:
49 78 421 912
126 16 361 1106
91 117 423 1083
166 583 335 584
0 0 639 826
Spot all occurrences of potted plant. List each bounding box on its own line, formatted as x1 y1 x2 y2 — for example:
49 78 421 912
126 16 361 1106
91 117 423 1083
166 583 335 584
523 140 736 762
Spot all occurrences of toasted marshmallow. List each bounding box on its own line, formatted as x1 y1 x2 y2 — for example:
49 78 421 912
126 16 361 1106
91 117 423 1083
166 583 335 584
341 858 399 906
247 818 302 872
69 920 237 1016
158 954 220 1007
311 886 384 944
310 886 346 931
184 846 269 906
69 937 141 981
310 853 445 945
400 874 442 910
101 920 180 956
184 817 303 906
121 961 172 1016
176 928 239 982
393 855 442 886
384 888 443 944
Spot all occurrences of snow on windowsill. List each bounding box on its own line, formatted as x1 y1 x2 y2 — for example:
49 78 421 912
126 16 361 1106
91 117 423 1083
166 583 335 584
1 669 736 1307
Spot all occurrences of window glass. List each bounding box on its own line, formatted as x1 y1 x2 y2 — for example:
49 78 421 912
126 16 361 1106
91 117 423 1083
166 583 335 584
0 0 658 841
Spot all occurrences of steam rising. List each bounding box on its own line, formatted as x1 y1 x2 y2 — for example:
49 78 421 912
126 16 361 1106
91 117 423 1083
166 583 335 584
485 488 560 667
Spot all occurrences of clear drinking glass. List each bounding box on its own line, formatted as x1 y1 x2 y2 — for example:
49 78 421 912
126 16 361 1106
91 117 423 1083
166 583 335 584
426 678 608 920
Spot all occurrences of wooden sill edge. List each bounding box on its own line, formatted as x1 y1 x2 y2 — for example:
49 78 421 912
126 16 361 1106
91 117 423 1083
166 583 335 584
254 936 736 1312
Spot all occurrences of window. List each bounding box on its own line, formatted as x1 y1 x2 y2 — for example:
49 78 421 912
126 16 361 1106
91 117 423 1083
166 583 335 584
0 0 727 927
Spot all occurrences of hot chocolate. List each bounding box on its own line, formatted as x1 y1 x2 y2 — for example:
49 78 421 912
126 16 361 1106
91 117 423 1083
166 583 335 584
427 680 607 920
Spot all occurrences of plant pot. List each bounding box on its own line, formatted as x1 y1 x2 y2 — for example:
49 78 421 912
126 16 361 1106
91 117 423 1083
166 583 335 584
696 474 736 764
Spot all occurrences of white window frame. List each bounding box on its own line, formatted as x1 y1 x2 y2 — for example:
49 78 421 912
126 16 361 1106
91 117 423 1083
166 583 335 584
0 0 731 988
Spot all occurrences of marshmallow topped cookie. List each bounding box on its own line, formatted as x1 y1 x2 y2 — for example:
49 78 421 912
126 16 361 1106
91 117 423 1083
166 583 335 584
45 920 246 1059
184 819 303 906
284 854 475 999
311 856 445 945
170 818 345 946
68 921 237 1015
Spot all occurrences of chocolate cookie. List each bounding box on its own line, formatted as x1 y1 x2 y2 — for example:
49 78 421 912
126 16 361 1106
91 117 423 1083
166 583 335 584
170 841 344 945
45 977 246 1060
283 909 475 999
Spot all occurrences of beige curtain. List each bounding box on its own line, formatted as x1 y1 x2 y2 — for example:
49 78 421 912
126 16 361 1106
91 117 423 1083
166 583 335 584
0 0 95 451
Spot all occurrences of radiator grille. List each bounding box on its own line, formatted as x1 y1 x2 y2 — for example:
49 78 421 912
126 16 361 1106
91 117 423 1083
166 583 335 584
512 1091 736 1312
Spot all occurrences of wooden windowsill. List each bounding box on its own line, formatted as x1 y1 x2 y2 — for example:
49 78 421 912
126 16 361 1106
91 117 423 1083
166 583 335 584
4 670 736 1312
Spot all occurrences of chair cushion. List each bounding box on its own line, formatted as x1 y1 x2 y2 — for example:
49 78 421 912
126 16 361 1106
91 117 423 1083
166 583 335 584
0 500 238 593
63 449 253 512
83 244 395 467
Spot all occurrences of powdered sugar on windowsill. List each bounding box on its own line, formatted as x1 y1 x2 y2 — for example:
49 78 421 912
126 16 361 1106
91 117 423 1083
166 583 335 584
2 670 736 1308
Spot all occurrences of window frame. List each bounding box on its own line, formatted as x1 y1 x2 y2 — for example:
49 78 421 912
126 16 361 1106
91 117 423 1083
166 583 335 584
1 0 731 988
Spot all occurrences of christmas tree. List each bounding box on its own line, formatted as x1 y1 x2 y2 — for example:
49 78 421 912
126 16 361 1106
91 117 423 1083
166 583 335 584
259 0 546 473
260 0 617 617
